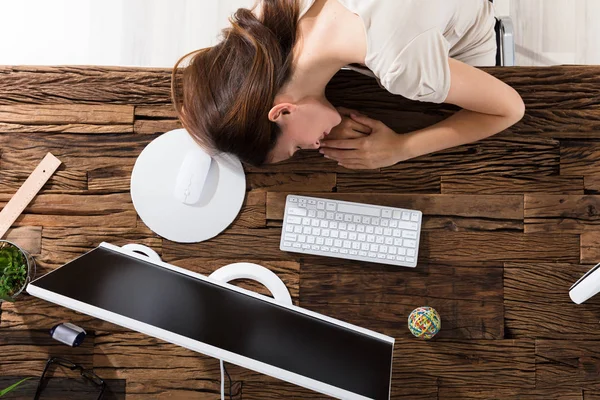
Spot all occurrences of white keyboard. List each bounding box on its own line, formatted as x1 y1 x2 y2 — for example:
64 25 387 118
280 195 422 268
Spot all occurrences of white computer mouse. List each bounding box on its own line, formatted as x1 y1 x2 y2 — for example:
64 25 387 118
173 147 212 205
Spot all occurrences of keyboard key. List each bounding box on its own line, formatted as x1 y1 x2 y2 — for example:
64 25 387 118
339 223 347 230
380 245 388 253
302 244 311 250
370 244 379 252
317 201 325 210
377 254 386 259
367 235 375 243
362 216 371 224
404 239 417 248
382 209 392 218
332 248 339 253
398 248 406 255
303 227 311 235
320 220 329 228
361 243 369 251
403 230 417 239
294 226 302 233
340 249 349 254
348 224 356 231
322 229 330 237
359 251 368 256
316 237 324 245
311 219 320 227
285 225 294 232
334 239 342 247
307 236 315 244
390 220 398 228
299 235 306 243
411 212 420 222
394 238 403 246
357 225 366 232
312 245 320 250
349 232 357 240
331 230 339 238
326 212 334 219
344 214 353 222
321 246 330 252
308 199 316 205
313 228 321 236
350 250 358 255
407 249 416 257
337 203 380 217
317 211 325 219
330 222 338 229
284 241 292 247
289 197 298 203
366 226 375 234
352 242 360 250
284 234 297 241
406 257 415 263
293 243 301 248
375 236 384 244
381 219 389 227
372 218 380 226
335 214 343 221
326 202 336 211
353 215 362 223
375 227 383 235
387 255 395 260
368 252 377 258
288 207 307 216
397 221 419 230
308 209 316 217
340 231 348 239
287 216 302 224
396 256 405 261
302 218 310 226
385 237 393 245
358 233 366 241
401 212 410 220
325 238 333 246
384 228 392 236
392 210 401 219
343 240 351 249
389 247 397 254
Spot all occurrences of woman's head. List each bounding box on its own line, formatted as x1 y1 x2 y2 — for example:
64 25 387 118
171 0 341 166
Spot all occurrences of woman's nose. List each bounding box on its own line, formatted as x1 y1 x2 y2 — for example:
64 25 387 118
309 141 320 149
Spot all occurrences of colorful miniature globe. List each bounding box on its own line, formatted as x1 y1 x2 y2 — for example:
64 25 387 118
408 306 441 339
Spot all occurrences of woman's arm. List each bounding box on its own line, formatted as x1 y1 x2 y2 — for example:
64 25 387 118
320 58 525 169
403 58 525 160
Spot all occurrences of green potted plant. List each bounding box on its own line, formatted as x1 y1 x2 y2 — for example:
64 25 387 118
0 240 35 302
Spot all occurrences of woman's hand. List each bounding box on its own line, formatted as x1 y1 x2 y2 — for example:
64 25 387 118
327 107 372 141
320 113 410 169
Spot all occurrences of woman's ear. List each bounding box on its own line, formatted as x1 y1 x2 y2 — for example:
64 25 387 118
268 103 297 123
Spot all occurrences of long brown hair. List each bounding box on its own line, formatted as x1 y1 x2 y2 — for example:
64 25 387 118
171 0 300 166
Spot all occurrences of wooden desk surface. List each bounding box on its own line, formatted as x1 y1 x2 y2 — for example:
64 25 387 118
1 65 600 399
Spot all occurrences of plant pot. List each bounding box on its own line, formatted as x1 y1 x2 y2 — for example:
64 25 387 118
0 240 36 302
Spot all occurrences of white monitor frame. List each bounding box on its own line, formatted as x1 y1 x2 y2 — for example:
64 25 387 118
27 242 395 400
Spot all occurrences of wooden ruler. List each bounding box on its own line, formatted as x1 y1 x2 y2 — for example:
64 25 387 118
0 153 62 239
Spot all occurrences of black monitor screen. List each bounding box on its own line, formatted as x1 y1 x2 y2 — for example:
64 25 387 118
31 247 393 399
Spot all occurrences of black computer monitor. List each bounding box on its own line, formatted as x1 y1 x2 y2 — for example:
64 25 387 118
27 242 394 399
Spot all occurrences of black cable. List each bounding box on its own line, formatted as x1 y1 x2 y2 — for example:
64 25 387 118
221 361 234 400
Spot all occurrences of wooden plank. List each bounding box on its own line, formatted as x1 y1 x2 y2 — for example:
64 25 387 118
0 132 153 172
87 165 133 193
337 173 441 194
300 261 504 339
3 226 42 255
246 173 336 192
393 339 535 388
135 105 177 119
0 104 133 124
266 192 524 231
133 119 181 134
0 66 172 105
0 168 87 192
93 331 222 398
0 122 133 134
172 258 300 305
561 142 600 176
524 195 600 233
39 226 161 271
581 232 600 263
439 388 582 400
537 340 600 390
162 228 291 262
0 376 126 399
441 175 584 195
326 67 600 111
0 193 137 229
586 392 600 400
504 263 600 338
250 136 559 176
0 330 94 376
585 175 600 193
513 109 600 134
422 232 579 263
234 190 266 228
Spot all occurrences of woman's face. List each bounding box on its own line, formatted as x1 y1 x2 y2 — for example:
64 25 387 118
267 96 342 164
